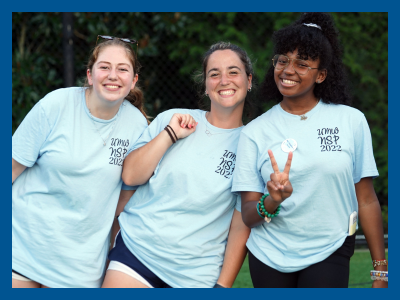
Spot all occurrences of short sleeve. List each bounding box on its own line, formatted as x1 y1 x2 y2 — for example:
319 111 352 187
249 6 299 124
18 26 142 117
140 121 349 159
126 110 172 155
121 183 139 191
353 115 379 183
231 132 265 194
12 102 51 167
234 193 242 212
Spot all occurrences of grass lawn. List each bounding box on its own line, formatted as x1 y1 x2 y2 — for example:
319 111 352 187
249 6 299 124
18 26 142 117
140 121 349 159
232 249 388 288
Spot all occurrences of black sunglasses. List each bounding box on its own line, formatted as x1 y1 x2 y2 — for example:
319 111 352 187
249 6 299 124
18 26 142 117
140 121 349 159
96 35 138 53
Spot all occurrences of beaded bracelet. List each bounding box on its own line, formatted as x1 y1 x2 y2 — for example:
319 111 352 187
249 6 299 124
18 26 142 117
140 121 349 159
370 270 388 282
256 203 272 223
256 203 264 218
372 259 388 268
259 194 281 218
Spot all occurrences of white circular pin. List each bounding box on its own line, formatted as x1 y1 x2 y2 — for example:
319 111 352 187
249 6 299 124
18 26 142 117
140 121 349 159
281 138 297 153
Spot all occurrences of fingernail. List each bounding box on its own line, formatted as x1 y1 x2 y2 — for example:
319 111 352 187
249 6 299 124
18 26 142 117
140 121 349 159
189 124 192 128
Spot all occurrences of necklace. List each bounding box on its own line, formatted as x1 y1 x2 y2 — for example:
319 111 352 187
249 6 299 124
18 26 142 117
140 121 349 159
281 100 319 121
86 96 121 146
205 123 227 137
204 112 241 137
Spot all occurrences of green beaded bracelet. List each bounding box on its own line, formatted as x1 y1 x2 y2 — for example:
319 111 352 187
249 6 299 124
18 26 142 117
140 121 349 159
259 193 281 218
256 202 272 223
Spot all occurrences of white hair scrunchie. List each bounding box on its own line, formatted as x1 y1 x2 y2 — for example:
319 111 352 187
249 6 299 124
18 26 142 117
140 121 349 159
303 23 322 30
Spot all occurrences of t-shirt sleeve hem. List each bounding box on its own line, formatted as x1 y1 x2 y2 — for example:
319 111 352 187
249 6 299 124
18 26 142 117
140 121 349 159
12 153 35 168
121 184 138 191
231 185 264 194
353 170 379 184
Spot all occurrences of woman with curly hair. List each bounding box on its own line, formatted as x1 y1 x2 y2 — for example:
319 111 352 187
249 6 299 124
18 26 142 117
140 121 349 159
232 12 387 288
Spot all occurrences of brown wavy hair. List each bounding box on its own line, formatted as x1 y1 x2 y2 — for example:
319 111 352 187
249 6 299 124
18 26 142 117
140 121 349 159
85 38 149 124
194 41 256 121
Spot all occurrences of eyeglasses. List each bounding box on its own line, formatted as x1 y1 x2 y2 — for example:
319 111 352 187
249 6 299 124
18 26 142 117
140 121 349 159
272 54 318 75
96 35 138 53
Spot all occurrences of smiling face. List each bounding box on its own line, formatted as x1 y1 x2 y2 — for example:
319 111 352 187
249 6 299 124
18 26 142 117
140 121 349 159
205 49 252 111
274 48 326 102
87 45 138 105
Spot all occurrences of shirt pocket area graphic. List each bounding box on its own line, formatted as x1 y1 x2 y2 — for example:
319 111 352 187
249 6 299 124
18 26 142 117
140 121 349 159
109 138 130 166
317 127 342 152
215 150 236 179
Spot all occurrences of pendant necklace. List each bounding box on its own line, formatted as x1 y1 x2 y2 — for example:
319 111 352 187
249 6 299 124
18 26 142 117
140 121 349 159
281 100 319 121
87 95 121 146
205 122 227 137
299 100 319 120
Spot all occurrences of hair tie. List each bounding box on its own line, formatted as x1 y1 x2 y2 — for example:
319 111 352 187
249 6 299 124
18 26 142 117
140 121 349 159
303 23 322 30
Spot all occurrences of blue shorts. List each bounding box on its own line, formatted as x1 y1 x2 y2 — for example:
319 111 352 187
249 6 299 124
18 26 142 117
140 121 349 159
108 232 172 288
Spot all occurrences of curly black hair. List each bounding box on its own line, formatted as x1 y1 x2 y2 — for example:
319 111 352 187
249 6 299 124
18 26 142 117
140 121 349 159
260 12 352 105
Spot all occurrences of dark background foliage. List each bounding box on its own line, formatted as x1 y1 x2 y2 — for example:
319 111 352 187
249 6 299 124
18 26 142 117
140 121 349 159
12 12 388 233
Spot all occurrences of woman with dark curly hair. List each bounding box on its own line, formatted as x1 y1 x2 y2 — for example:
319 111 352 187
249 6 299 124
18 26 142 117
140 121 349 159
232 12 387 288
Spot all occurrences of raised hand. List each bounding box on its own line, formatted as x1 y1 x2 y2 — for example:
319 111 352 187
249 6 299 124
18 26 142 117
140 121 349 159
266 150 293 203
168 113 198 140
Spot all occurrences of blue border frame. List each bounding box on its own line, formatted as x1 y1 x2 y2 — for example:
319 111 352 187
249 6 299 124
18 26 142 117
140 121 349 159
7 1 395 298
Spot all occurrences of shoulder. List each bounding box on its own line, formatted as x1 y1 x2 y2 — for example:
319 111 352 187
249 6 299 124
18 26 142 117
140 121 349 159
37 87 84 116
321 102 365 121
321 102 363 115
40 87 83 104
242 105 278 137
153 108 204 123
122 101 148 126
39 87 84 109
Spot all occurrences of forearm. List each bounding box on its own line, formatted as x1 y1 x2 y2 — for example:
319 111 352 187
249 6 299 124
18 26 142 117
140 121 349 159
356 178 386 268
358 200 386 269
355 177 387 288
217 210 250 288
241 192 282 228
12 158 27 183
122 130 173 186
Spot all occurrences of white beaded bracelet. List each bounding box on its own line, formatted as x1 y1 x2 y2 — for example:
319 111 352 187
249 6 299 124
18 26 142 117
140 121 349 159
370 270 388 282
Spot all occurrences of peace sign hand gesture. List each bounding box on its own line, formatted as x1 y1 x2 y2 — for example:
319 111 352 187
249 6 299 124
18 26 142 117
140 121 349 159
266 150 293 203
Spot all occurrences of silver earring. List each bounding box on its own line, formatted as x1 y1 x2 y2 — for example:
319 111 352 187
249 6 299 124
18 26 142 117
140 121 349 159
205 92 208 97
248 87 252 92
317 81 321 84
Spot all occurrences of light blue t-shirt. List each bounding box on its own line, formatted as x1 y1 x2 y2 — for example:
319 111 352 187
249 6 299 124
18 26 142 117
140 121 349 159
232 101 378 273
12 87 148 288
119 109 242 288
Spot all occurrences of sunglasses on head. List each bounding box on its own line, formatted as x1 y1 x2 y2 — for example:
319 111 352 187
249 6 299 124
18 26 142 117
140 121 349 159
96 35 138 54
